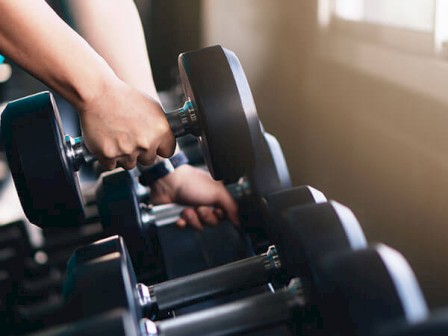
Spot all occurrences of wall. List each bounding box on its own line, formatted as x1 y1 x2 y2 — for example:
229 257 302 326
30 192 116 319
202 0 448 308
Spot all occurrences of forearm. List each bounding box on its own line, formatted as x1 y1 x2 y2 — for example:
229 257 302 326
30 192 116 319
0 0 117 110
60 0 179 159
59 0 159 100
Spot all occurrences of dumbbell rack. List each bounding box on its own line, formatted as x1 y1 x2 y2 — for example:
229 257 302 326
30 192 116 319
0 46 434 336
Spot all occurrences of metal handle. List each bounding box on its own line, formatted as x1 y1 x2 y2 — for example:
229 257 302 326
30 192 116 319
155 278 305 336
151 245 281 311
65 135 95 171
165 99 199 137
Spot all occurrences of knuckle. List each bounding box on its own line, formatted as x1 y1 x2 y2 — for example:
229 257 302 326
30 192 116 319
116 134 134 155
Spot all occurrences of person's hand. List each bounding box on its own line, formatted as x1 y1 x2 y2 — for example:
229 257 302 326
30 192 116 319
78 78 176 170
149 165 240 230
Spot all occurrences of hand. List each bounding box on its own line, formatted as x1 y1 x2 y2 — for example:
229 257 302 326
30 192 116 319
78 78 176 170
149 165 240 230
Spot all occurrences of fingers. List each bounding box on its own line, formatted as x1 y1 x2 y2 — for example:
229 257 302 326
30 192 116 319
97 157 117 171
137 149 157 167
157 133 176 158
215 192 240 225
196 206 219 226
117 152 138 170
176 217 187 228
176 205 235 230
178 208 203 231
97 152 139 170
213 208 225 221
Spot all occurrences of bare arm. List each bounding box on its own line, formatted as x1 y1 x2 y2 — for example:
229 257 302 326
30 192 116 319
0 0 114 108
59 0 159 100
0 0 175 169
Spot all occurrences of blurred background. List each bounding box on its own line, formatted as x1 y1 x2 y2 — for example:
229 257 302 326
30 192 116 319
1 0 448 309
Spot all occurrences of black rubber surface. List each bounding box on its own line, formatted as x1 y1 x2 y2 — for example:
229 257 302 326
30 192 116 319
179 46 262 183
1 92 85 228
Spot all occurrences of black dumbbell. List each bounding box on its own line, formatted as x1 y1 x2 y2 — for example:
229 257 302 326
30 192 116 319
24 308 144 336
94 160 290 276
316 243 428 336
26 307 293 336
0 220 104 300
377 309 448 336
66 184 324 281
32 293 297 336
8 181 266 332
1 45 266 229
138 130 292 206
62 199 367 327
62 184 324 302
135 243 423 336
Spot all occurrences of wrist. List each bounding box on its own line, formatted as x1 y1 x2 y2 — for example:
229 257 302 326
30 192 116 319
139 151 189 186
72 64 120 113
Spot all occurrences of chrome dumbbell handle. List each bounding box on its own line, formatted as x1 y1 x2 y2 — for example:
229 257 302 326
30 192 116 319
137 245 282 312
141 279 305 336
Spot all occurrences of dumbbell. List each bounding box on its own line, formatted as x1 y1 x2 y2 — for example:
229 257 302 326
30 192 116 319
62 184 322 294
316 243 428 336
1 45 266 229
62 198 367 328
0 223 106 334
12 185 320 334
58 200 367 336
0 220 105 300
132 243 422 336
95 158 292 277
24 196 359 334
376 309 448 336
138 130 292 205
24 308 143 336
5 201 182 334
25 307 294 336
66 184 324 283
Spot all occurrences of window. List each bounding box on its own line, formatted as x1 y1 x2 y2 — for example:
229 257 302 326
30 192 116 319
319 0 448 57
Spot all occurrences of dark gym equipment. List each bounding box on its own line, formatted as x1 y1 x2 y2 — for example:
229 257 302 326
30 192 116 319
62 200 366 328
65 184 325 290
134 243 423 336
25 308 143 336
65 235 279 314
138 130 291 200
62 185 324 310
1 45 264 229
318 244 428 336
376 308 448 336
96 168 307 272
27 307 292 336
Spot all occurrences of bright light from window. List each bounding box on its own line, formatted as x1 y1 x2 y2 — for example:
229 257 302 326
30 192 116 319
435 0 448 55
364 0 434 32
320 0 448 58
334 0 364 21
334 0 435 32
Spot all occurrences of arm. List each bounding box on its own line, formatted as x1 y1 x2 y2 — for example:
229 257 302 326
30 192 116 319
59 0 239 228
0 0 175 169
58 0 159 100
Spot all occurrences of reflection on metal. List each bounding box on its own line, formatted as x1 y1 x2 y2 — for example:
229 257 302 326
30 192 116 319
0 63 12 83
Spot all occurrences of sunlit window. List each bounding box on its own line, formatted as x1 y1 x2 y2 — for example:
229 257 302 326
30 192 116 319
334 0 434 32
319 0 448 56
